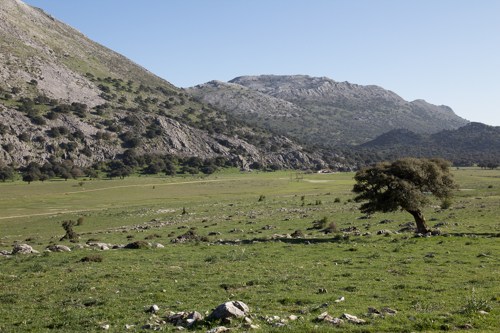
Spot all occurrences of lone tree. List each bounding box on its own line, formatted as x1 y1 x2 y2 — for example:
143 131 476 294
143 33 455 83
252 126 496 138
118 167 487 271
352 158 457 234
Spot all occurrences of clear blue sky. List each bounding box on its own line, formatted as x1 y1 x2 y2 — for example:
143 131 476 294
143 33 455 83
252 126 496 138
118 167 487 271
24 0 500 126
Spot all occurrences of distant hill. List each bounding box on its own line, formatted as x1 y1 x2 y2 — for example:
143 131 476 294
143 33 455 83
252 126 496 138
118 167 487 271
189 75 469 146
0 0 325 171
357 122 500 166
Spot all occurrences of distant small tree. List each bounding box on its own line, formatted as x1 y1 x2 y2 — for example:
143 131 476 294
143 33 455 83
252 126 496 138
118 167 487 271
60 220 78 241
0 166 15 182
352 158 457 234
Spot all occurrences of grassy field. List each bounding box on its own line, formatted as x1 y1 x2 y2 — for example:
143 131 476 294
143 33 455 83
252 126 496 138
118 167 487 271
0 168 499 332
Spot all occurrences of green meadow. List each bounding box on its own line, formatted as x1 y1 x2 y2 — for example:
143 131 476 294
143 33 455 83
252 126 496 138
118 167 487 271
0 168 499 332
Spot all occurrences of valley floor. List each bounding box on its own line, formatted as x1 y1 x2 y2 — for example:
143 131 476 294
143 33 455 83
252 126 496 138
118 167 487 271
1 169 499 332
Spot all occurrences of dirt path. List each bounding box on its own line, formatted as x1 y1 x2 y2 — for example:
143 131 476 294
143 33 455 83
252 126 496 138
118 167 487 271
0 178 238 220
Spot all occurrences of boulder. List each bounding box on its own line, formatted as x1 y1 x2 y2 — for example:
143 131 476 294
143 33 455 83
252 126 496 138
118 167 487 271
341 313 365 324
12 243 39 254
46 244 71 252
316 312 343 326
208 301 249 320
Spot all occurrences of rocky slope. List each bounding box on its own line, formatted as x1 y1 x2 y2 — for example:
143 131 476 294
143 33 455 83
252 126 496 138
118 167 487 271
0 0 325 170
189 75 469 146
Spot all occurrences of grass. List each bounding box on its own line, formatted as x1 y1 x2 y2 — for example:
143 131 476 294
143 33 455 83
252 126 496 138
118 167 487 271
0 168 499 332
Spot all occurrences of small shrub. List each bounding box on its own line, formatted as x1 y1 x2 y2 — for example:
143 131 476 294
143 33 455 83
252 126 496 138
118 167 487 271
291 229 305 238
124 240 150 249
60 220 78 241
323 222 338 234
312 216 328 230
76 217 84 226
80 254 103 263
334 197 341 203
258 195 266 202
440 197 453 209
460 288 492 315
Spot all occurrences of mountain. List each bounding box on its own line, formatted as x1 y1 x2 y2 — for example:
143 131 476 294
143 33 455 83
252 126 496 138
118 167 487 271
358 122 500 166
189 75 469 146
0 0 325 171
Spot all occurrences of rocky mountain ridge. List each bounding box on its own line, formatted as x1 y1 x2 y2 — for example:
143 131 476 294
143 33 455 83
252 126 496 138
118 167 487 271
190 75 469 146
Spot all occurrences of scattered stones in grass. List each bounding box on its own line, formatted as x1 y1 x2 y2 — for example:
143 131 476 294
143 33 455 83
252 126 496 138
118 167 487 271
368 307 397 317
87 242 111 250
206 326 230 333
334 296 345 303
171 230 208 243
165 311 204 327
316 312 344 326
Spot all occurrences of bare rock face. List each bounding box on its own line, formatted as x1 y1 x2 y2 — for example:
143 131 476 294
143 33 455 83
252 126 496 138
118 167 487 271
190 75 468 147
208 301 250 320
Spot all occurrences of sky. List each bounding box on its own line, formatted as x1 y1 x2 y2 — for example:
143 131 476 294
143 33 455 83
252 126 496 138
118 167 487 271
24 0 500 126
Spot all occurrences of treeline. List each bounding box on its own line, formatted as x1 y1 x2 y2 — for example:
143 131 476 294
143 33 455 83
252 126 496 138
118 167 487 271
0 153 242 184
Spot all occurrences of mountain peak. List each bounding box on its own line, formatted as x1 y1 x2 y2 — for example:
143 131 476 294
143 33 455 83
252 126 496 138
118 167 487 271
190 74 469 146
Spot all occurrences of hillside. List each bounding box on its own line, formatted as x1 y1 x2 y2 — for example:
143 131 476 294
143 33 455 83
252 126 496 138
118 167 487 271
0 0 325 172
357 122 500 166
189 75 468 146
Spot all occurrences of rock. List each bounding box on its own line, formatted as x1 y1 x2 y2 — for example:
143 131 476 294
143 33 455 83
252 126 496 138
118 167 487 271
288 315 298 321
124 324 135 330
377 229 393 235
208 301 249 320
87 242 110 250
147 304 160 313
317 288 327 294
341 313 365 324
12 243 39 254
0 250 11 256
151 242 165 248
46 244 71 252
100 324 110 330
478 310 489 315
326 317 344 325
316 312 331 321
334 296 345 303
381 307 397 315
316 312 343 326
186 311 203 326
206 326 230 333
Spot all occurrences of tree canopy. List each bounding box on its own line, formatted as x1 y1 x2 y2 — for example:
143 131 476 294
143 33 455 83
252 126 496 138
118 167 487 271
352 157 457 234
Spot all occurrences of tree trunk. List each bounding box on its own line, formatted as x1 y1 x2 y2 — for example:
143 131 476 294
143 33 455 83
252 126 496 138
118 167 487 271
408 209 430 234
